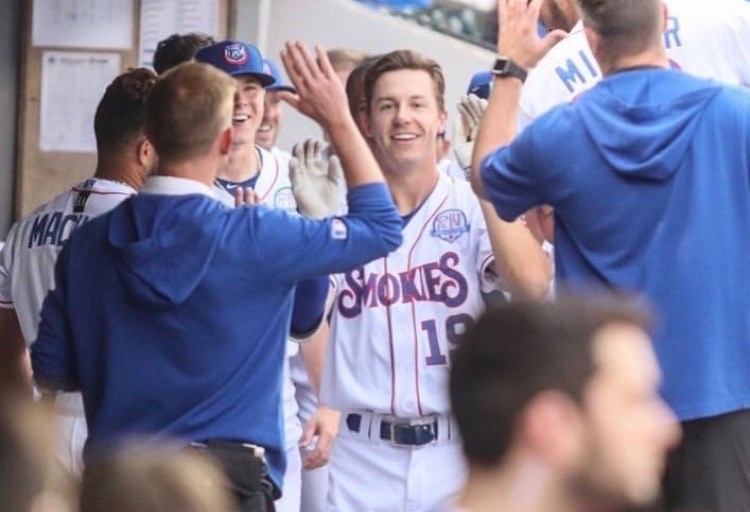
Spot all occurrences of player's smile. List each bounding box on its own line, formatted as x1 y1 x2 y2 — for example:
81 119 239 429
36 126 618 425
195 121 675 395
391 132 420 142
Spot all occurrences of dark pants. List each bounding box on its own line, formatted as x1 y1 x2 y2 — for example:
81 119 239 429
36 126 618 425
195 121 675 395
190 440 277 512
664 409 750 512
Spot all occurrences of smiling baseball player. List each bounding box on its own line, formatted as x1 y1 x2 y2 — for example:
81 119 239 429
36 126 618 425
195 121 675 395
318 50 549 512
195 41 297 212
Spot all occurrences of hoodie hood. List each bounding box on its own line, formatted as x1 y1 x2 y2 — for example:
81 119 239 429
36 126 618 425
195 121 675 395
107 195 226 308
577 69 722 181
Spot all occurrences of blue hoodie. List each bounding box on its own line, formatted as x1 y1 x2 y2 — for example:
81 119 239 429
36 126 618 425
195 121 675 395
482 68 750 421
31 181 403 490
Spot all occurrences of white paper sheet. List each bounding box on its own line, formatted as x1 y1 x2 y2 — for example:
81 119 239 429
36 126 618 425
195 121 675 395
139 0 220 69
39 51 121 153
32 0 133 49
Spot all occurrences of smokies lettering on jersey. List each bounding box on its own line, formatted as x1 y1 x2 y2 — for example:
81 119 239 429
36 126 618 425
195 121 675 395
338 251 470 318
27 211 91 249
555 16 684 93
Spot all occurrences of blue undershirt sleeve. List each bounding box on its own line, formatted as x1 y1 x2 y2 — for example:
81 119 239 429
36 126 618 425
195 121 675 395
290 275 329 336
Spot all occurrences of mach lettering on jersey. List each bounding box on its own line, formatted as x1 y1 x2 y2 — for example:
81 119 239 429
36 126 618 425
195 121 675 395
338 252 469 318
28 212 90 249
556 16 683 93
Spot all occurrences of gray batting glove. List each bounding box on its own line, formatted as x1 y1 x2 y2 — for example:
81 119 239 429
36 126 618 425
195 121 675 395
453 94 488 180
290 138 346 220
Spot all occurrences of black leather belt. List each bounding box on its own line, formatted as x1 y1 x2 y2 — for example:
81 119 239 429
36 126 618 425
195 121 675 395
346 413 439 446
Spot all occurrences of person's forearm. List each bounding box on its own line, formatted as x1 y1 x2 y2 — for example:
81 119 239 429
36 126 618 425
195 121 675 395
326 117 385 188
471 77 523 198
481 200 551 300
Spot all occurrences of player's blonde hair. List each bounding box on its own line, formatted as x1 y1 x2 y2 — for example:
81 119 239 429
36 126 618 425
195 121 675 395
326 48 370 74
145 62 235 163
364 50 446 113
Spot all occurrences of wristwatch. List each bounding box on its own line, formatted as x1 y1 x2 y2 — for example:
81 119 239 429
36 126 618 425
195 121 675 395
491 57 528 83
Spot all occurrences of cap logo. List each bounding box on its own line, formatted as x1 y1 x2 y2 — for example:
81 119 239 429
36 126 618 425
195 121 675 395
223 43 248 66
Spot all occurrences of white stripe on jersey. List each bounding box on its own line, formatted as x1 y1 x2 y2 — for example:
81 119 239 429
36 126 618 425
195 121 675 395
321 173 497 417
0 178 135 344
519 0 750 129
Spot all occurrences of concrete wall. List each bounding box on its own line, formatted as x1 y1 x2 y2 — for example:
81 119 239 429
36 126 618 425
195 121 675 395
0 2 21 237
236 0 495 151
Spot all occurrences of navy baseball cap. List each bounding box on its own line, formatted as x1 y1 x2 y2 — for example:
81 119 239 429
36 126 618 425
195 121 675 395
263 59 296 93
195 40 275 87
467 71 493 100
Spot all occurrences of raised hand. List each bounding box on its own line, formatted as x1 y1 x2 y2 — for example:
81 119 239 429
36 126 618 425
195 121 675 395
278 41 351 131
290 138 346 219
453 94 489 177
497 0 568 70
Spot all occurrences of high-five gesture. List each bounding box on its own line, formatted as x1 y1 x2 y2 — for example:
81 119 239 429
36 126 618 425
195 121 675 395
497 0 567 70
278 41 351 131
279 41 387 188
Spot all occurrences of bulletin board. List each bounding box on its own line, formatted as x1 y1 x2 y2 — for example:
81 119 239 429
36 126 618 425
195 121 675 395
15 0 235 218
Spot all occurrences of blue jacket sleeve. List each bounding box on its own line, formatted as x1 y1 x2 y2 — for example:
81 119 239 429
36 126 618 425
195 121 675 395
480 118 548 222
30 243 79 391
480 105 574 221
234 182 403 284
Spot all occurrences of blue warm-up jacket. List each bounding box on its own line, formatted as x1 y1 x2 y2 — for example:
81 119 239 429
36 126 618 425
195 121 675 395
482 68 750 422
31 181 403 490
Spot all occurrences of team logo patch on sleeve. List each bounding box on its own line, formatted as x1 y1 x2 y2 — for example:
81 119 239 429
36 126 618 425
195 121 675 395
431 209 470 243
223 43 249 66
331 218 348 240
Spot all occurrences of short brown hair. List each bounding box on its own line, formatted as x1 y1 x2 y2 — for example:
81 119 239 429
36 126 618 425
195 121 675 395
345 55 380 119
576 0 663 57
451 295 652 468
94 67 157 154
81 447 233 512
153 32 215 75
326 48 369 74
364 50 446 113
145 62 235 163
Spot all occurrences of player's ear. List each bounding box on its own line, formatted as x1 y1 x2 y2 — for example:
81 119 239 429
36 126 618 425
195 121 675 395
218 125 233 156
362 111 374 139
660 1 669 31
437 108 448 136
584 27 603 65
137 138 153 168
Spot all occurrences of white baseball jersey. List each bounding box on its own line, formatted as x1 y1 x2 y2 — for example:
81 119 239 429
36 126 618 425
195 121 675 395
321 173 497 417
0 178 136 343
519 0 750 129
438 158 466 181
213 146 297 212
0 178 135 476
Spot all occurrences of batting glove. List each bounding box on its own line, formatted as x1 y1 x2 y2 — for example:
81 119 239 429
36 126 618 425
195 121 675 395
290 138 346 220
453 94 488 180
